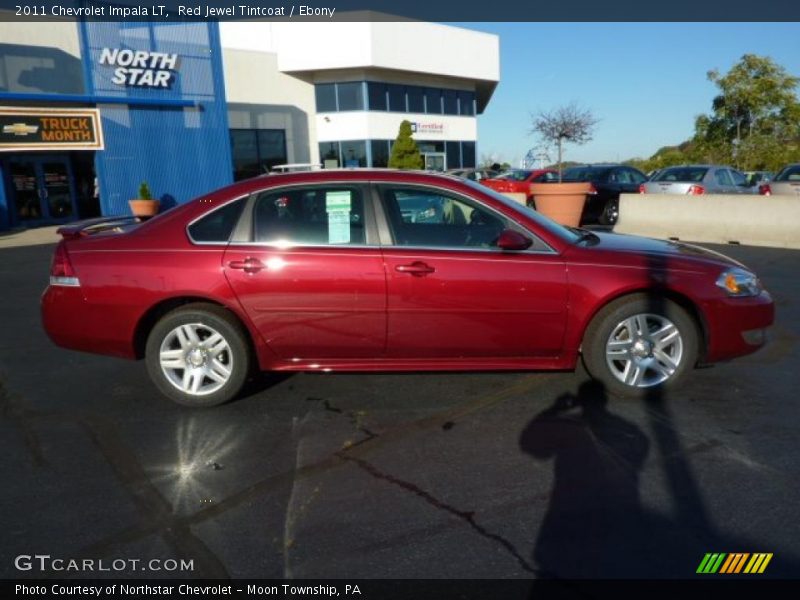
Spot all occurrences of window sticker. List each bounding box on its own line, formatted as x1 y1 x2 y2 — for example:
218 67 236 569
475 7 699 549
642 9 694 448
326 190 352 244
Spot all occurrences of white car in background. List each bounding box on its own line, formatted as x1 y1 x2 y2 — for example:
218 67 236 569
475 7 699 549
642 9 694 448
758 164 800 196
639 165 757 195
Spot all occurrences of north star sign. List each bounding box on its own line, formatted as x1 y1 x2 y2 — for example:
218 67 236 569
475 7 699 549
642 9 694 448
98 48 179 88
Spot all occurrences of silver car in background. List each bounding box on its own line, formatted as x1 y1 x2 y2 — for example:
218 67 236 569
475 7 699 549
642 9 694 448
640 165 757 195
761 164 800 196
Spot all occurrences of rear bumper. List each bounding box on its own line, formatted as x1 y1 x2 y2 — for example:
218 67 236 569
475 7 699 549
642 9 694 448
41 285 136 359
704 290 775 362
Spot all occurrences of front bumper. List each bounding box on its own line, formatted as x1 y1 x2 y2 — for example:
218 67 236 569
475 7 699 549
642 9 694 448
703 290 775 362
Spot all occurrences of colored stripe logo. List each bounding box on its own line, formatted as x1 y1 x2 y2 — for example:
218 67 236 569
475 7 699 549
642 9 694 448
697 553 773 574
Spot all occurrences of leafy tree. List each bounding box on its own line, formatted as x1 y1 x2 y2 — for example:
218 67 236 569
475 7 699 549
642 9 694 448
388 120 423 169
697 54 800 170
531 102 599 181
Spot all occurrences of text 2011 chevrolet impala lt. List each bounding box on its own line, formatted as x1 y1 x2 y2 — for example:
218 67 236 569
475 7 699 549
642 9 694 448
42 171 773 406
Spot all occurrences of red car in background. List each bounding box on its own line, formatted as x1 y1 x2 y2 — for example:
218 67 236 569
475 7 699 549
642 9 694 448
481 168 557 201
42 170 773 407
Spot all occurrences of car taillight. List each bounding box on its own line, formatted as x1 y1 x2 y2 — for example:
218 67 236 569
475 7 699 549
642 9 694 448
50 241 80 286
638 184 646 193
687 185 705 195
759 184 771 196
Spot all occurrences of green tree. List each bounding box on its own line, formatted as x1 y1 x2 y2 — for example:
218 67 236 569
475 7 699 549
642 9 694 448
697 54 800 170
531 102 599 181
388 120 423 169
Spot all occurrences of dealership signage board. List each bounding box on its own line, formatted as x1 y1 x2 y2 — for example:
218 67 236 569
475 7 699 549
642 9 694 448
0 108 104 151
98 48 180 88
411 122 446 135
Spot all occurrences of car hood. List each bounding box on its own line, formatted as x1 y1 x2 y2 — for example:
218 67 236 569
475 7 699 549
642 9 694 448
574 230 747 270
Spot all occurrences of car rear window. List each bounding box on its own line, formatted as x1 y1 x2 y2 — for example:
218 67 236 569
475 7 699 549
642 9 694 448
654 167 708 182
497 170 532 181
774 166 800 181
562 167 610 182
187 197 246 243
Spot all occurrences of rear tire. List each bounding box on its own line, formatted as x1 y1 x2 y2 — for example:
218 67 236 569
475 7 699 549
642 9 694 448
145 303 251 407
581 295 698 398
599 199 618 226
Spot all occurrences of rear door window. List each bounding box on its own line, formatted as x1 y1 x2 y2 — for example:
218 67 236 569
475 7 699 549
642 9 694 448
714 169 734 186
252 186 367 246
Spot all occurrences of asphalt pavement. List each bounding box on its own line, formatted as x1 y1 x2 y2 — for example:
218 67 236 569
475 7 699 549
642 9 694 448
1 240 799 580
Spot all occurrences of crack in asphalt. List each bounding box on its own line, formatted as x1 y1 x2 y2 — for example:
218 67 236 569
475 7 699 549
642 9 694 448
335 452 543 577
9 373 545 575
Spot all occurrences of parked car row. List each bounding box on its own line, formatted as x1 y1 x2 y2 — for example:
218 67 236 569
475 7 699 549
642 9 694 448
449 161 800 227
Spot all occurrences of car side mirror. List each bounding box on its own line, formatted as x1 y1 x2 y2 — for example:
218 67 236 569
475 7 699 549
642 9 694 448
496 229 533 251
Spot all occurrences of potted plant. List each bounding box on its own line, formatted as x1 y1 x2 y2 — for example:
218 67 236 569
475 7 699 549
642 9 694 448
528 103 599 227
128 181 160 218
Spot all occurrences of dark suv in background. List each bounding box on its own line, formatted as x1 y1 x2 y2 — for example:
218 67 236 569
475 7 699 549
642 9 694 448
560 164 648 226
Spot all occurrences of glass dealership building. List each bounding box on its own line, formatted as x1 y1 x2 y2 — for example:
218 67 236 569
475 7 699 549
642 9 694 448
0 19 499 230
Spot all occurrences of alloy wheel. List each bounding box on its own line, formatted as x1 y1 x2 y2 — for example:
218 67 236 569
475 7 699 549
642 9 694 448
605 313 684 387
159 323 233 396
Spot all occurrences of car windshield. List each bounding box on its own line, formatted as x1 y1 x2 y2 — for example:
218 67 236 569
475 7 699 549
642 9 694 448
497 170 532 182
654 167 708 182
774 165 800 181
562 167 609 182
459 179 580 243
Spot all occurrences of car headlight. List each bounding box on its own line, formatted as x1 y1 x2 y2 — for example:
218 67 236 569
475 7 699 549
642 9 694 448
716 268 762 297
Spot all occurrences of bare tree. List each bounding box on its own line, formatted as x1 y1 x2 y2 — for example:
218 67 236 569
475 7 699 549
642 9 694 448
531 102 600 181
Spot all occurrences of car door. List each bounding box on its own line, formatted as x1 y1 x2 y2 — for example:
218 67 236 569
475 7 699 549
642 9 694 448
375 184 569 359
222 183 387 360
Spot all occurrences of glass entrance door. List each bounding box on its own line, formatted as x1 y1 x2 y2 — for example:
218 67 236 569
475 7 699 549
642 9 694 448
423 152 446 172
7 155 77 225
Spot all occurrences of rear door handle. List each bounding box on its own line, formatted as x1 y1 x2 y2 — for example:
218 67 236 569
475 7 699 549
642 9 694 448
395 261 435 277
227 258 264 274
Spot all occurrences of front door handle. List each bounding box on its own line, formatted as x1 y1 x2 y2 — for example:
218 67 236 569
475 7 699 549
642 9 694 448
395 261 435 277
227 258 264 274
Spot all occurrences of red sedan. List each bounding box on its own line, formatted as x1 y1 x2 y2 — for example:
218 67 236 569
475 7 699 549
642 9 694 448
42 170 773 406
481 168 557 200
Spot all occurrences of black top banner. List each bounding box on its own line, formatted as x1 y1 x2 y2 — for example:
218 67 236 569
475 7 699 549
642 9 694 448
1 0 799 21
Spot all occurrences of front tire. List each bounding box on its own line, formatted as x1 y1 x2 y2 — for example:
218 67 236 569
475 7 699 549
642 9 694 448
145 303 251 407
582 295 698 398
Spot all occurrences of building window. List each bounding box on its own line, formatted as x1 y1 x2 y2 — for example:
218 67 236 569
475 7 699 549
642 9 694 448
340 140 367 167
336 82 365 111
320 142 341 168
425 88 442 114
445 141 461 170
388 84 406 112
231 129 287 181
443 90 458 115
367 82 387 111
407 86 424 113
459 91 476 116
315 83 337 112
371 140 390 168
461 141 476 168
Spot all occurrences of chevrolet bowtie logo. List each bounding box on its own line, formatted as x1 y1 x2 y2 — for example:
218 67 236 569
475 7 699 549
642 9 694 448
3 122 39 136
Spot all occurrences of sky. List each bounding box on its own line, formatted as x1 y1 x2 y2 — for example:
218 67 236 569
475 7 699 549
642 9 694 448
455 23 800 167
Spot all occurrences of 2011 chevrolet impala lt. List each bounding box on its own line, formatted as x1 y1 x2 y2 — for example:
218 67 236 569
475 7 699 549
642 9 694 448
41 170 774 406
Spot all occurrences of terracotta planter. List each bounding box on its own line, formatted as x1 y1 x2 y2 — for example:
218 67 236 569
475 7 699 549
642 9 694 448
128 199 160 217
529 182 592 227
